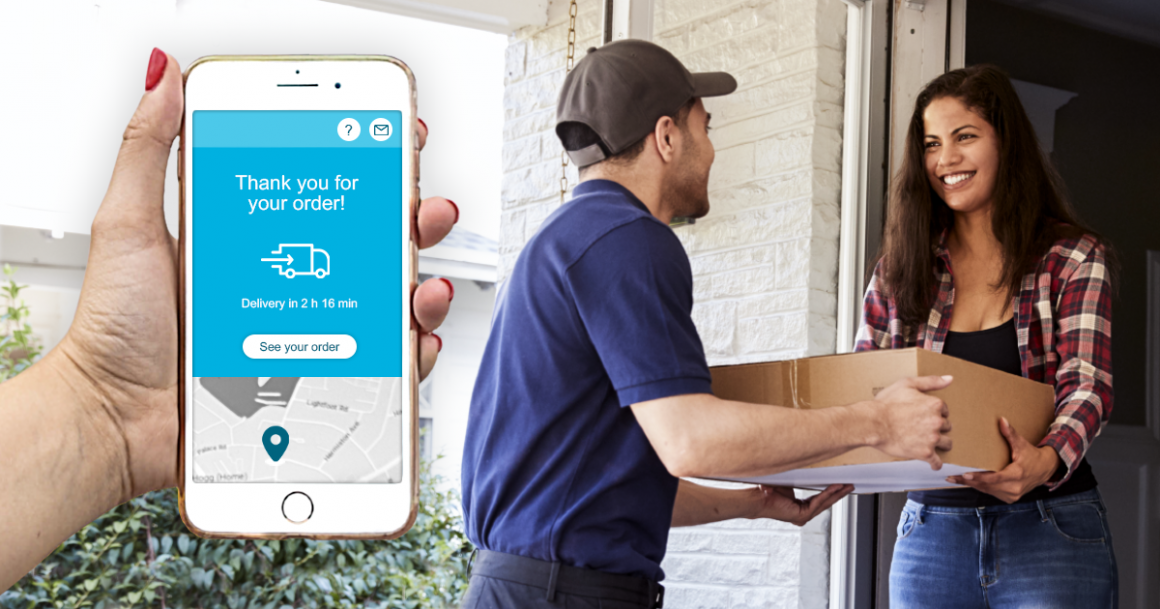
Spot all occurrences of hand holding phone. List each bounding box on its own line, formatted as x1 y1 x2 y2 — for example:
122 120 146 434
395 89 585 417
179 56 436 539
0 49 456 584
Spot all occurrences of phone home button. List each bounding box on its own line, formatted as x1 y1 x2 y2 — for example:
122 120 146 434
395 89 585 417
282 492 313 524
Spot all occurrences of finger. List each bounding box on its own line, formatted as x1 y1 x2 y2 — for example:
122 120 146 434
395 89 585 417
907 374 953 392
417 117 428 151
416 197 457 249
946 476 964 485
926 453 944 471
940 417 953 433
962 470 1004 485
417 332 441 380
956 477 988 492
805 485 852 517
413 277 452 333
808 484 848 505
1000 417 1025 445
936 433 953 452
97 49 184 232
998 417 1030 455
762 486 796 501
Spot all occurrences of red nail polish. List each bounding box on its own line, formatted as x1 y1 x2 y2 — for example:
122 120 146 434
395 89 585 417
145 48 167 91
448 199 459 224
440 277 455 301
418 118 428 133
432 333 443 352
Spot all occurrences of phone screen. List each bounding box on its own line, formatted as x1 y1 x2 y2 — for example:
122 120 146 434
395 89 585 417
190 110 404 485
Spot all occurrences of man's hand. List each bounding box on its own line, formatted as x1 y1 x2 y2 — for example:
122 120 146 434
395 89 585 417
869 375 954 470
750 484 853 527
671 480 851 528
945 417 1059 503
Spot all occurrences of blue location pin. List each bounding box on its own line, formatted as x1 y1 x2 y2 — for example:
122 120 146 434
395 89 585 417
262 426 290 462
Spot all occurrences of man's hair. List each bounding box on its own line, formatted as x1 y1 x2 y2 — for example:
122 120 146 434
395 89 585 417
559 98 696 174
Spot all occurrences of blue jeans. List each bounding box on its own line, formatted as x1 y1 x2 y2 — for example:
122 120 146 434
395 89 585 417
890 488 1118 608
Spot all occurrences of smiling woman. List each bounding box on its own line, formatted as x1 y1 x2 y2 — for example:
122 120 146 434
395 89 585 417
878 64 1111 328
856 64 1120 608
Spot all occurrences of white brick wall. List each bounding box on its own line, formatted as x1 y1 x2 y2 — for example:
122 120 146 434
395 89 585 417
500 0 848 606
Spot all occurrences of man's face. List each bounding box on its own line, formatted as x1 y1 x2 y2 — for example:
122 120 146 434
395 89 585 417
666 98 715 219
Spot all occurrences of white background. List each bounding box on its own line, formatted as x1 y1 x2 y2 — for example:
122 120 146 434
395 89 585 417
0 0 505 241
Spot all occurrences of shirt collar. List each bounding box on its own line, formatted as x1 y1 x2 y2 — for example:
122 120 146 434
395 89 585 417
571 179 652 215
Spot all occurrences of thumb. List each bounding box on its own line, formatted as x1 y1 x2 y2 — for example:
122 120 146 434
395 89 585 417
97 49 183 231
908 374 954 392
1000 417 1025 448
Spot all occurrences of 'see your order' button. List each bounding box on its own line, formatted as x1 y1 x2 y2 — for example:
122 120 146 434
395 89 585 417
242 334 357 359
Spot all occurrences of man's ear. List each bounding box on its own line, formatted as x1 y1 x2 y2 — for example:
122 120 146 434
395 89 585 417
654 115 677 163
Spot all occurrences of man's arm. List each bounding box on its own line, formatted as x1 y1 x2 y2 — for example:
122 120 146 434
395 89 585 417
671 480 853 528
632 375 953 480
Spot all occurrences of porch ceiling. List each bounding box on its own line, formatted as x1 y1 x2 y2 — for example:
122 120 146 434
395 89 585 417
996 0 1160 48
320 0 548 33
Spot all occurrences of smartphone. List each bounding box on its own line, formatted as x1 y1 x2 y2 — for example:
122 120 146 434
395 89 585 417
178 56 418 539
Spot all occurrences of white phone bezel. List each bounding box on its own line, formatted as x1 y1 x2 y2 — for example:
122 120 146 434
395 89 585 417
180 57 416 538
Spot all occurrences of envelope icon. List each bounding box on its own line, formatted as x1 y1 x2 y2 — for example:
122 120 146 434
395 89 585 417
374 124 390 136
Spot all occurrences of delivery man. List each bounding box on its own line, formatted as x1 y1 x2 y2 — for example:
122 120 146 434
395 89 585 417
459 40 953 609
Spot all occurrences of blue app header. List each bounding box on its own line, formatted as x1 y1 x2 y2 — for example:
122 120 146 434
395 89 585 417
193 110 404 148
192 110 403 377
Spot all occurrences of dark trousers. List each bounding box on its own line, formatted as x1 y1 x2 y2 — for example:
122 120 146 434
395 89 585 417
459 550 664 609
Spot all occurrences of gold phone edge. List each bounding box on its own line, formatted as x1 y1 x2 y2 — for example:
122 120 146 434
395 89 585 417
177 54 421 541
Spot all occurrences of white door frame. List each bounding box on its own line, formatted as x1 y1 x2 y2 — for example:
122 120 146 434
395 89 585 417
832 0 893 607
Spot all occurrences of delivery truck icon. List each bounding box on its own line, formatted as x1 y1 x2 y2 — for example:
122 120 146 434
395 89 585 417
261 243 331 279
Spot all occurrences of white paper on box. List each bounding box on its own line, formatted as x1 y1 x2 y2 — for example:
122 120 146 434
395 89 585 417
718 460 985 494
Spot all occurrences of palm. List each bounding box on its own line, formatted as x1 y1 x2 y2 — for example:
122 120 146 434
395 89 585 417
753 484 852 527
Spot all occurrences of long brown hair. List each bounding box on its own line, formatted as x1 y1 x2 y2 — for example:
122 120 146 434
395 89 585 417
878 64 1107 327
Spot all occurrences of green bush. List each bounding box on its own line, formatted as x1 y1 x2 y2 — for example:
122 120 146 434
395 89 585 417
1 463 473 609
0 264 473 607
0 264 42 382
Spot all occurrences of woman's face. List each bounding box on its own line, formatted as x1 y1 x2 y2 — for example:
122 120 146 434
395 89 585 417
923 96 1000 216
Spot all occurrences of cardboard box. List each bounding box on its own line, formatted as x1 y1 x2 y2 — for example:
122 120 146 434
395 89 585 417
709 348 1055 493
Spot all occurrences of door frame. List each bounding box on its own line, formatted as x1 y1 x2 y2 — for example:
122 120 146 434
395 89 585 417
831 0 892 607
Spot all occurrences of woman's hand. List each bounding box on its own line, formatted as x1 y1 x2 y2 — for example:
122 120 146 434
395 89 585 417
945 417 1060 503
0 49 455 588
750 484 853 527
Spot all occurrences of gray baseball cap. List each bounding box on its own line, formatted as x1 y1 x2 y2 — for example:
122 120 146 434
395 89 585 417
556 39 737 167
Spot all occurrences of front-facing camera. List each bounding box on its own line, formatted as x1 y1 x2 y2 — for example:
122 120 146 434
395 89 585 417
335 83 342 89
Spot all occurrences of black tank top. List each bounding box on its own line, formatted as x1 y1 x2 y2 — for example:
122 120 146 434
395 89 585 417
909 318 1097 507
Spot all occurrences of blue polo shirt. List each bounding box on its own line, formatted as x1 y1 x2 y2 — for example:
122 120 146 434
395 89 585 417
461 179 711 582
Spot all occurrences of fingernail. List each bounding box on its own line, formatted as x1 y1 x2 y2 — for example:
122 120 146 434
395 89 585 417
941 375 953 381
448 199 459 224
418 117 428 133
439 277 455 301
963 473 973 480
145 48 167 91
432 333 443 352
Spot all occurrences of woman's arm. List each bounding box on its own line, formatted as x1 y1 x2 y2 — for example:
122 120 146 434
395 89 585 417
1041 239 1114 488
853 263 892 353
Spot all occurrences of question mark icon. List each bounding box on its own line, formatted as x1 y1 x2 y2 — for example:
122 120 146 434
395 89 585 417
338 118 360 141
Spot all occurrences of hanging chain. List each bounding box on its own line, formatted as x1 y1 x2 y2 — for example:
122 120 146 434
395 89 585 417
560 0 578 204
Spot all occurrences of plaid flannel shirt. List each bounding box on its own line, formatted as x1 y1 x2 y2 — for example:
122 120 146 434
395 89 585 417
854 233 1113 488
